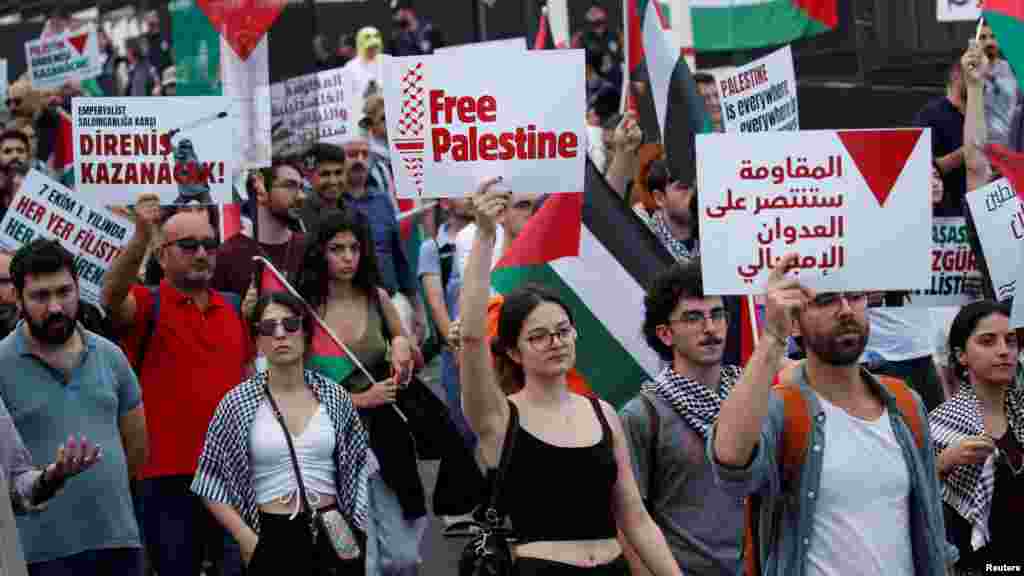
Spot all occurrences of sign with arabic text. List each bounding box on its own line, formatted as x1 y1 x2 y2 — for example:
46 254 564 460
963 177 1023 302
697 129 931 295
271 66 353 157
0 170 134 307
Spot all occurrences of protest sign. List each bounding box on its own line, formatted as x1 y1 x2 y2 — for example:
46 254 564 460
697 128 931 295
716 45 798 133
907 217 981 307
937 0 981 22
0 60 6 111
963 177 1023 301
434 38 527 54
0 170 134 307
25 26 102 90
271 66 352 157
383 49 585 198
72 97 236 205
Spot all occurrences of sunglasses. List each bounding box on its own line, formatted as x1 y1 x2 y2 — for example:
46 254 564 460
255 316 303 337
164 237 220 252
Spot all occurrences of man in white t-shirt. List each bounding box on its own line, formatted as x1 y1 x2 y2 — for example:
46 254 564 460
344 26 385 101
453 190 541 280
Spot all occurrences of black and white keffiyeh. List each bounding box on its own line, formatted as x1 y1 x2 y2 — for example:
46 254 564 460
929 382 1024 551
642 365 742 440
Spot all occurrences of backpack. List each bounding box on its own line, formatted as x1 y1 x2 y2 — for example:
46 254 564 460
133 285 242 373
742 364 926 576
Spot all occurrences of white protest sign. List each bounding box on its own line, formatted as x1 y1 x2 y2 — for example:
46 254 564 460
716 45 798 133
907 217 981 306
72 97 236 205
25 26 102 90
964 177 1023 301
0 60 6 112
383 49 585 198
697 128 931 294
434 38 527 54
271 66 352 157
937 0 981 22
0 170 134 307
1012 256 1024 328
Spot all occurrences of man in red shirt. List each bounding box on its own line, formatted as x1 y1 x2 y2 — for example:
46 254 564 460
102 194 251 576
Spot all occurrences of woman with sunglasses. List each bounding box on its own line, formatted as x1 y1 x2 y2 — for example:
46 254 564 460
930 301 1023 575
298 208 426 574
192 291 375 576
460 178 682 576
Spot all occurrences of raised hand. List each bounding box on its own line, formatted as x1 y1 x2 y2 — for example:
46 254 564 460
762 253 815 345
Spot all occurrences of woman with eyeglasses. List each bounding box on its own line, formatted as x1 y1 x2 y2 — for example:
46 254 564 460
297 208 427 574
459 178 682 576
930 300 1023 575
192 291 375 575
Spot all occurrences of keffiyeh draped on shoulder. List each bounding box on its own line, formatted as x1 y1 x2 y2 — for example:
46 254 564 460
642 365 742 440
929 381 1024 551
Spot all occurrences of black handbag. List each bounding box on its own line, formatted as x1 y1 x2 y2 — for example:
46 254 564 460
444 402 521 576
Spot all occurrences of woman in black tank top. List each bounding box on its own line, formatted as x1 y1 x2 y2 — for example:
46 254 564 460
458 180 682 576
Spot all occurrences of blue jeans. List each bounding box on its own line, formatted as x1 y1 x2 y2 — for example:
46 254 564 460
139 475 242 576
27 548 144 576
441 350 476 450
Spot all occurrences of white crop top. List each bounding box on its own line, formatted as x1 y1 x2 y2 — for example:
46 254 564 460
249 401 337 518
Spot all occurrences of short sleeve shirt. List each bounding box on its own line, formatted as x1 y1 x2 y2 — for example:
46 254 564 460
126 281 251 479
914 97 965 217
0 325 142 563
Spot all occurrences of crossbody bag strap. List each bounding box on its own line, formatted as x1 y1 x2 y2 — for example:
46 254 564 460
484 401 520 526
263 384 319 538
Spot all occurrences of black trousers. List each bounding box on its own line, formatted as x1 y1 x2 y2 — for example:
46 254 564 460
247 510 364 576
513 556 629 576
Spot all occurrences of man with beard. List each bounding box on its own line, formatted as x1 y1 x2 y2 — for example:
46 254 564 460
0 239 145 574
341 136 417 305
619 260 743 575
914 59 967 216
0 131 29 169
977 19 1018 149
299 143 348 238
103 195 251 576
214 161 306 303
646 159 699 262
710 254 955 576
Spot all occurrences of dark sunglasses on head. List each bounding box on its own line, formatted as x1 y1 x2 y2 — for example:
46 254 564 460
165 237 220 252
255 316 303 337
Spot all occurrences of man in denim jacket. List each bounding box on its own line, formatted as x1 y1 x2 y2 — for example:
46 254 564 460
707 254 958 576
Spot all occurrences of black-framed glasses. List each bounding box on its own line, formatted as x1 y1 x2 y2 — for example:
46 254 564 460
255 316 303 337
163 237 220 253
809 292 868 309
525 326 578 351
670 307 729 327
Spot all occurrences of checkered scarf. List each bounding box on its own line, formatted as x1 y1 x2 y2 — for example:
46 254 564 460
650 211 699 263
928 381 1024 550
642 365 742 440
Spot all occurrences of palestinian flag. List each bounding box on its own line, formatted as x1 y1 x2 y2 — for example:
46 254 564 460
490 161 674 408
691 0 838 51
643 0 711 185
984 1 1024 92
985 143 1024 201
534 10 552 50
256 256 358 384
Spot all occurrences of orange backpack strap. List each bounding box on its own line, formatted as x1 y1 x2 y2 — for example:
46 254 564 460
743 366 813 576
875 375 926 450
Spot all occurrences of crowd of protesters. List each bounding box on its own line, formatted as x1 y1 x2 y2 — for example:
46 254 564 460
0 2 1021 576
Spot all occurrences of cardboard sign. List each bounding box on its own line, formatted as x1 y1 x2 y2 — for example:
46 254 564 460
937 0 981 22
697 129 931 294
271 66 353 156
0 170 134 306
716 45 799 133
382 49 585 198
963 177 1023 301
72 97 236 205
908 217 981 307
25 26 102 90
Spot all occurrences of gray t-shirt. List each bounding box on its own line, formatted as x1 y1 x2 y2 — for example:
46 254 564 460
0 324 142 563
620 393 743 576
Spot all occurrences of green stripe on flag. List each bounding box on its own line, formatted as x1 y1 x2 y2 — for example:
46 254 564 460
492 263 650 408
170 0 223 96
984 9 1024 93
692 1 830 51
309 355 357 386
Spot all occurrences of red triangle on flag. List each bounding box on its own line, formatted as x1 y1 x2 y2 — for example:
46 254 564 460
196 0 283 60
837 129 922 208
984 143 1024 202
67 33 89 55
495 192 583 269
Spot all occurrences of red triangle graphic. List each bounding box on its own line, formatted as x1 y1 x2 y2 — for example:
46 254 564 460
837 129 922 207
67 33 89 55
196 0 284 60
